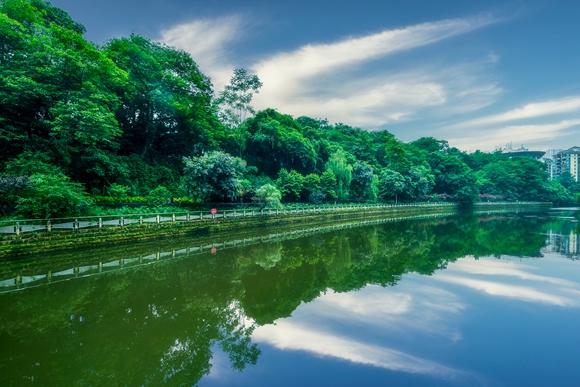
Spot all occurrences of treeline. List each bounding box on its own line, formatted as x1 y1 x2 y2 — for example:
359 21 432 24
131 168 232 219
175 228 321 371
1 0 578 218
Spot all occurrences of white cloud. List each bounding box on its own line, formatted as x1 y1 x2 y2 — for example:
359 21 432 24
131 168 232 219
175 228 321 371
159 16 242 88
159 15 501 130
449 119 580 151
250 16 499 127
452 96 580 128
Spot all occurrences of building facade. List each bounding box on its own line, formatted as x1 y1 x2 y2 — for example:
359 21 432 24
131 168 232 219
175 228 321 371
553 146 580 181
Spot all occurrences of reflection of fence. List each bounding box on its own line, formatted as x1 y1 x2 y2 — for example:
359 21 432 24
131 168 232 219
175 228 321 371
0 201 548 235
0 212 454 293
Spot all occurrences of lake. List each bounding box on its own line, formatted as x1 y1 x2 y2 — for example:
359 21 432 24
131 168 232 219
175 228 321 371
1 209 579 386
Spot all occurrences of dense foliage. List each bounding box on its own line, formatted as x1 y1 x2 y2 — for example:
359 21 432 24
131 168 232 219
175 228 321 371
1 0 578 218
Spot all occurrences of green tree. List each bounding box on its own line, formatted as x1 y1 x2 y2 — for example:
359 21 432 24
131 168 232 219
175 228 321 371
302 173 321 200
276 169 304 202
350 162 375 200
182 151 248 202
254 183 283 210
320 170 338 200
147 185 172 207
215 68 263 127
325 149 352 202
378 169 406 203
0 0 126 188
103 34 222 160
244 109 317 177
16 173 93 218
427 153 479 204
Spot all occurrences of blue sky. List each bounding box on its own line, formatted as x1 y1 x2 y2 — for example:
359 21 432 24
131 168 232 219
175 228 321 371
48 0 580 151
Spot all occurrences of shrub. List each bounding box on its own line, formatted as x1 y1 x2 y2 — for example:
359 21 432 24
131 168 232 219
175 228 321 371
108 183 131 198
147 186 172 207
16 173 93 218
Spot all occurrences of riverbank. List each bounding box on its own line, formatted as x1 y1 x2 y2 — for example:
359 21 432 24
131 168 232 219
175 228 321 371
0 202 551 257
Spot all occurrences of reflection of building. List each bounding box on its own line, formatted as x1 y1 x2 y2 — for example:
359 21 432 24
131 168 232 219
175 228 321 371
553 146 580 181
543 229 580 259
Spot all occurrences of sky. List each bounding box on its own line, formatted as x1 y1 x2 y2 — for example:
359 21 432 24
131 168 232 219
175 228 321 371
47 0 580 152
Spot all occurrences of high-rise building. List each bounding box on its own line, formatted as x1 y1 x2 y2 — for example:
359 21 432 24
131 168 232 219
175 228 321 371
542 149 563 179
553 146 580 181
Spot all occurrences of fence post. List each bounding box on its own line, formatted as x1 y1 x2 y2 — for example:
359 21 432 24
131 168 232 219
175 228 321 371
15 222 20 236
156 214 160 224
172 213 176 222
200 212 203 221
47 220 51 232
99 217 102 229
120 217 124 227
187 213 190 221
139 215 143 225
74 219 79 231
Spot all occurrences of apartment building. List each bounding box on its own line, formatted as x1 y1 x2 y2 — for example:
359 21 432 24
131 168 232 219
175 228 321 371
553 146 580 181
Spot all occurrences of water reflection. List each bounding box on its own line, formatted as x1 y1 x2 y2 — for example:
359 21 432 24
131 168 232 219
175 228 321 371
1 211 579 386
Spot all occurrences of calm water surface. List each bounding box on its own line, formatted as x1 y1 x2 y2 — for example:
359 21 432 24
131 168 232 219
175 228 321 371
1 210 579 386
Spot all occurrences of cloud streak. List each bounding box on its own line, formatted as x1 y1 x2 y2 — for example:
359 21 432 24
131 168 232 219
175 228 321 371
452 96 580 128
251 16 499 127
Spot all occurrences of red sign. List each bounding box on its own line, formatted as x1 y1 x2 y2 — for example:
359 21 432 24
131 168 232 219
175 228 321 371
211 208 217 215
211 247 217 254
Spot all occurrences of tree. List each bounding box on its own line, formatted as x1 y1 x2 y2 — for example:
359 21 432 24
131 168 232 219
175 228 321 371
350 162 375 200
276 169 304 202
325 149 353 202
182 151 248 202
427 153 479 204
147 185 172 207
103 34 222 160
320 170 338 200
16 173 93 218
215 68 262 128
302 173 321 200
0 0 126 188
254 184 283 210
378 169 406 203
244 109 316 177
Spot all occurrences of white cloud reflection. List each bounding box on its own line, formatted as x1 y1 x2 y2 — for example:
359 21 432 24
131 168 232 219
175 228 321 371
310 285 465 341
434 257 580 307
252 320 463 379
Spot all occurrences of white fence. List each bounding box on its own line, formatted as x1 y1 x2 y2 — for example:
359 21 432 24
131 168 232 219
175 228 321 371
0 201 548 235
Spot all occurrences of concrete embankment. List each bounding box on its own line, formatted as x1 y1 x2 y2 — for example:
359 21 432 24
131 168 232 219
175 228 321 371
0 202 550 257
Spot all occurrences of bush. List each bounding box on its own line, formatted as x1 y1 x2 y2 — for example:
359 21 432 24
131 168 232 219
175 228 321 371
147 186 172 207
253 184 283 210
108 183 131 198
16 173 93 218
